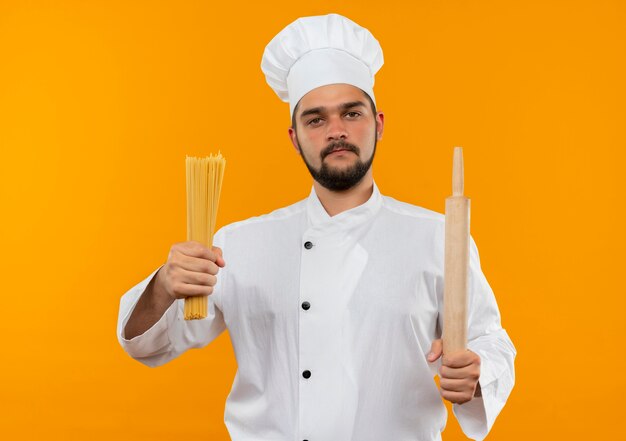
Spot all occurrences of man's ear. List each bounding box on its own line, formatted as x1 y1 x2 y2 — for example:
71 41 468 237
288 127 301 154
375 111 385 140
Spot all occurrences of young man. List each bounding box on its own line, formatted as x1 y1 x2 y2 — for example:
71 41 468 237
118 13 515 441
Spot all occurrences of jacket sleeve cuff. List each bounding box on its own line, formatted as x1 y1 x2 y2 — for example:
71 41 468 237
452 393 487 441
452 346 514 441
117 265 177 359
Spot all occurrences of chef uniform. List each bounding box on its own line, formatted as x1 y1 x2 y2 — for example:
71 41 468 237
117 13 516 441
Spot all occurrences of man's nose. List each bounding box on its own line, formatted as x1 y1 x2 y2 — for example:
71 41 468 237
326 115 348 141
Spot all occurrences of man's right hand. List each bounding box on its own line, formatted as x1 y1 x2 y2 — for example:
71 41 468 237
155 241 225 301
124 241 225 340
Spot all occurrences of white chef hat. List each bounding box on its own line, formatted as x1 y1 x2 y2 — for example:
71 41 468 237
261 13 384 118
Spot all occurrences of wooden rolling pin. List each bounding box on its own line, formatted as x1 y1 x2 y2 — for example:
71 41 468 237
443 147 470 354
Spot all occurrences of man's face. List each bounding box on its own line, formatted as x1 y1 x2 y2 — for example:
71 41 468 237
288 84 384 192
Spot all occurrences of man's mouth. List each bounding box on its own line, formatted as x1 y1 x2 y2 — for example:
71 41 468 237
325 147 356 158
321 142 360 160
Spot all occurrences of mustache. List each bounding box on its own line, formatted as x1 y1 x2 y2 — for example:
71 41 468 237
321 141 360 159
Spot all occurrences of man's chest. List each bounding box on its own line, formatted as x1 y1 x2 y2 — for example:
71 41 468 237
221 233 441 339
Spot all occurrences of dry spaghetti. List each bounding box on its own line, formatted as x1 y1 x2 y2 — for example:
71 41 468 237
184 153 226 320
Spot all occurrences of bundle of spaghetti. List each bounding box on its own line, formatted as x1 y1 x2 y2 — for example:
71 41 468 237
184 153 226 320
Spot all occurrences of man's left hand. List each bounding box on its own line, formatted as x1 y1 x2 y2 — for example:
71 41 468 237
427 339 481 405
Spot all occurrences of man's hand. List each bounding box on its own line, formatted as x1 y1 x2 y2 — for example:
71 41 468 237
156 241 225 301
427 339 481 405
124 241 225 340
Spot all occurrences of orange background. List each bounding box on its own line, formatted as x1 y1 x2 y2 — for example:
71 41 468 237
1 0 624 439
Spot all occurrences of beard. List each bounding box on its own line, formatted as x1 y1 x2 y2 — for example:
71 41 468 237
296 133 377 192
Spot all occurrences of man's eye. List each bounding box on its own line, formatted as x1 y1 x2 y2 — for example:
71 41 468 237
308 117 323 125
345 112 361 118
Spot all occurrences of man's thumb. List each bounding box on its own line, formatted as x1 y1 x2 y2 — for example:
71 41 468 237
212 246 225 267
427 339 443 362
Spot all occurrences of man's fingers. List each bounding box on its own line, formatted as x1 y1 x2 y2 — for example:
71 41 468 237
442 350 480 369
212 246 223 258
439 364 480 380
436 349 480 405
161 241 226 301
175 241 212 258
172 281 214 298
427 339 443 362
212 246 226 268
439 377 474 392
440 389 472 405
179 268 217 287
178 254 220 275
174 242 224 264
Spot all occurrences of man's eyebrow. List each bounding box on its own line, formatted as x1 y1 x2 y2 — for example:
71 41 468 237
339 100 367 111
299 101 368 120
299 106 325 119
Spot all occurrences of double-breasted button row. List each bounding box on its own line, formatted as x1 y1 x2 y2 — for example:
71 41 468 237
301 242 312 311
302 239 313 440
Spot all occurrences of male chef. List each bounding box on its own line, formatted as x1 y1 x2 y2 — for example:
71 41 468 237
118 13 516 441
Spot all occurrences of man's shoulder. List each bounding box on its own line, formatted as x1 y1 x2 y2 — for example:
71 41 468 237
216 198 307 239
380 194 445 225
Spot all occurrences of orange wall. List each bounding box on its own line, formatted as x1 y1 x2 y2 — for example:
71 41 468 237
1 1 624 439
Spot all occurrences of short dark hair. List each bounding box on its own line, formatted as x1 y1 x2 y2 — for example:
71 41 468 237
291 88 377 131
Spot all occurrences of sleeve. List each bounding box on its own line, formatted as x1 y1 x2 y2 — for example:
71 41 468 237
116 229 228 368
451 235 517 441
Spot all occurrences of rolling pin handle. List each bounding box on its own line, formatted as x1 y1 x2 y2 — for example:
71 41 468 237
452 146 464 196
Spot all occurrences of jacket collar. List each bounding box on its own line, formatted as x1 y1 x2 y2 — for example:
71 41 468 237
305 181 383 235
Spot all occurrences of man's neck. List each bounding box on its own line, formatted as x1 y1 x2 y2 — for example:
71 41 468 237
313 172 374 217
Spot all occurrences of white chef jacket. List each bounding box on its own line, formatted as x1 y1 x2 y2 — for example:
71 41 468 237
117 182 516 441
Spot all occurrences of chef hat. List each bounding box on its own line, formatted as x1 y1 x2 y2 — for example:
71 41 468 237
261 13 384 117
